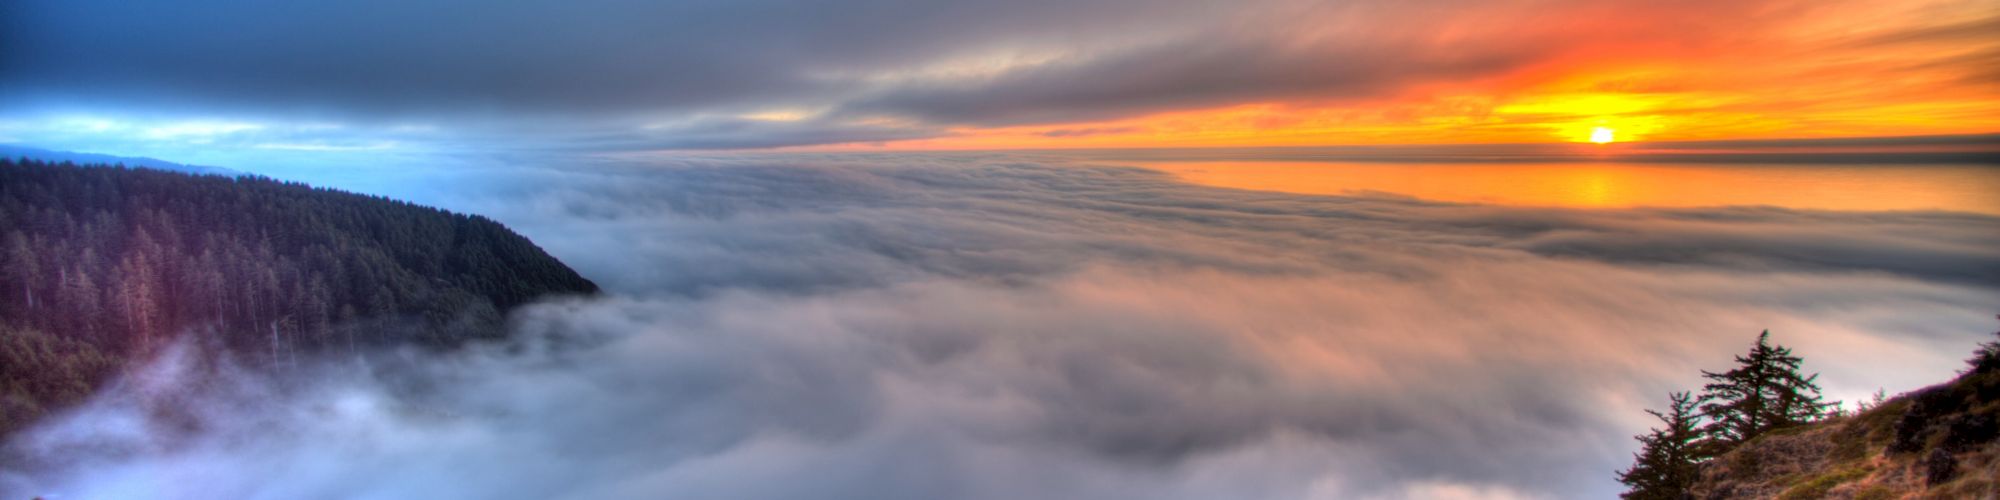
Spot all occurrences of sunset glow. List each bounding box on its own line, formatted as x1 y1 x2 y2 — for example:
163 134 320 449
3 1 1999 499
787 0 2000 151
1135 161 2000 213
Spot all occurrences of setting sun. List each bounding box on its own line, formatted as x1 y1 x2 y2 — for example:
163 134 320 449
5 1 2000 499
1590 126 1616 144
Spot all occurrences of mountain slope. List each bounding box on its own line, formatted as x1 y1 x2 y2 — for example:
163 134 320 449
0 158 598 437
1691 339 2000 499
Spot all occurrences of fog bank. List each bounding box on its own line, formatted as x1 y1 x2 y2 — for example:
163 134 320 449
5 156 1996 499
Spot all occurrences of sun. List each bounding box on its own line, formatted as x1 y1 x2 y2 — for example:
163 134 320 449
1589 126 1616 144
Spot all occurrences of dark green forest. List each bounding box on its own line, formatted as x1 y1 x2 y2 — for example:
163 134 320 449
0 158 598 437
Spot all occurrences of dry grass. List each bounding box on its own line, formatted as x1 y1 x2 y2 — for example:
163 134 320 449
1691 375 1998 500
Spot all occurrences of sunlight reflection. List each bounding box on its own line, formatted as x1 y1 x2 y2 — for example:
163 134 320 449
1133 161 2000 214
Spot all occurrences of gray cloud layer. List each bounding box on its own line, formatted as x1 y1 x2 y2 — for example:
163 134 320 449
8 0 1914 150
1 0 1215 117
4 155 1996 499
837 33 1537 126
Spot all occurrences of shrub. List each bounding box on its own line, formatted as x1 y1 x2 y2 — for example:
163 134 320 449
1774 466 1871 500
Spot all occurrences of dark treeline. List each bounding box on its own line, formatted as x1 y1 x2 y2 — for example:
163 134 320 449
0 158 597 436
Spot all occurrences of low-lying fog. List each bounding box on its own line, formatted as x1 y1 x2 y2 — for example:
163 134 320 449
7 154 1996 499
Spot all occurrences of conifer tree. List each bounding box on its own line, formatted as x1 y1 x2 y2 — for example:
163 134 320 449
0 158 598 439
1697 331 1832 452
1618 392 1702 500
1967 315 2000 374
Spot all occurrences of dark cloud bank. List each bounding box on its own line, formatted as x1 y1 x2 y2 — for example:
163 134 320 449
4 155 1998 499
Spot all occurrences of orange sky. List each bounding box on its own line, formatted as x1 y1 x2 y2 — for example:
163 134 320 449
808 0 2000 150
5 0 1996 155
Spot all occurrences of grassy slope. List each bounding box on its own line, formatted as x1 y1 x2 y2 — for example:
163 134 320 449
1692 363 2000 499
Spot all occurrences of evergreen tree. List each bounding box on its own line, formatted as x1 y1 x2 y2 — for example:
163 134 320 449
0 158 599 439
1697 331 1832 451
1618 392 1702 500
1967 315 2000 374
4 232 40 311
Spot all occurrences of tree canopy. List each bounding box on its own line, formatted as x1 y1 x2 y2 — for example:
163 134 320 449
0 158 597 437
1697 330 1833 449
1618 330 1834 499
1617 391 1702 500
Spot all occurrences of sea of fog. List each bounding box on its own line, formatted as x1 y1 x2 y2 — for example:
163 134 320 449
5 152 1998 499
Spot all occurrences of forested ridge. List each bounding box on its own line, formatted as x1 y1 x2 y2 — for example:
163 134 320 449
0 158 598 437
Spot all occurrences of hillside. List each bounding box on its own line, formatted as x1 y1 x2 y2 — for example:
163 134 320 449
1689 339 2000 499
0 145 245 177
0 158 598 438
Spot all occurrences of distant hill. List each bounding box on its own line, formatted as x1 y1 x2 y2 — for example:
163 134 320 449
0 144 246 177
1689 341 1999 499
0 158 598 438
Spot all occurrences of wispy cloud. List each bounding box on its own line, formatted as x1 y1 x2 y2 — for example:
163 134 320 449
3 0 1995 152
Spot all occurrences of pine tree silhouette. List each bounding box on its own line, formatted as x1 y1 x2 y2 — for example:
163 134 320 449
1618 391 1701 500
1697 331 1833 453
